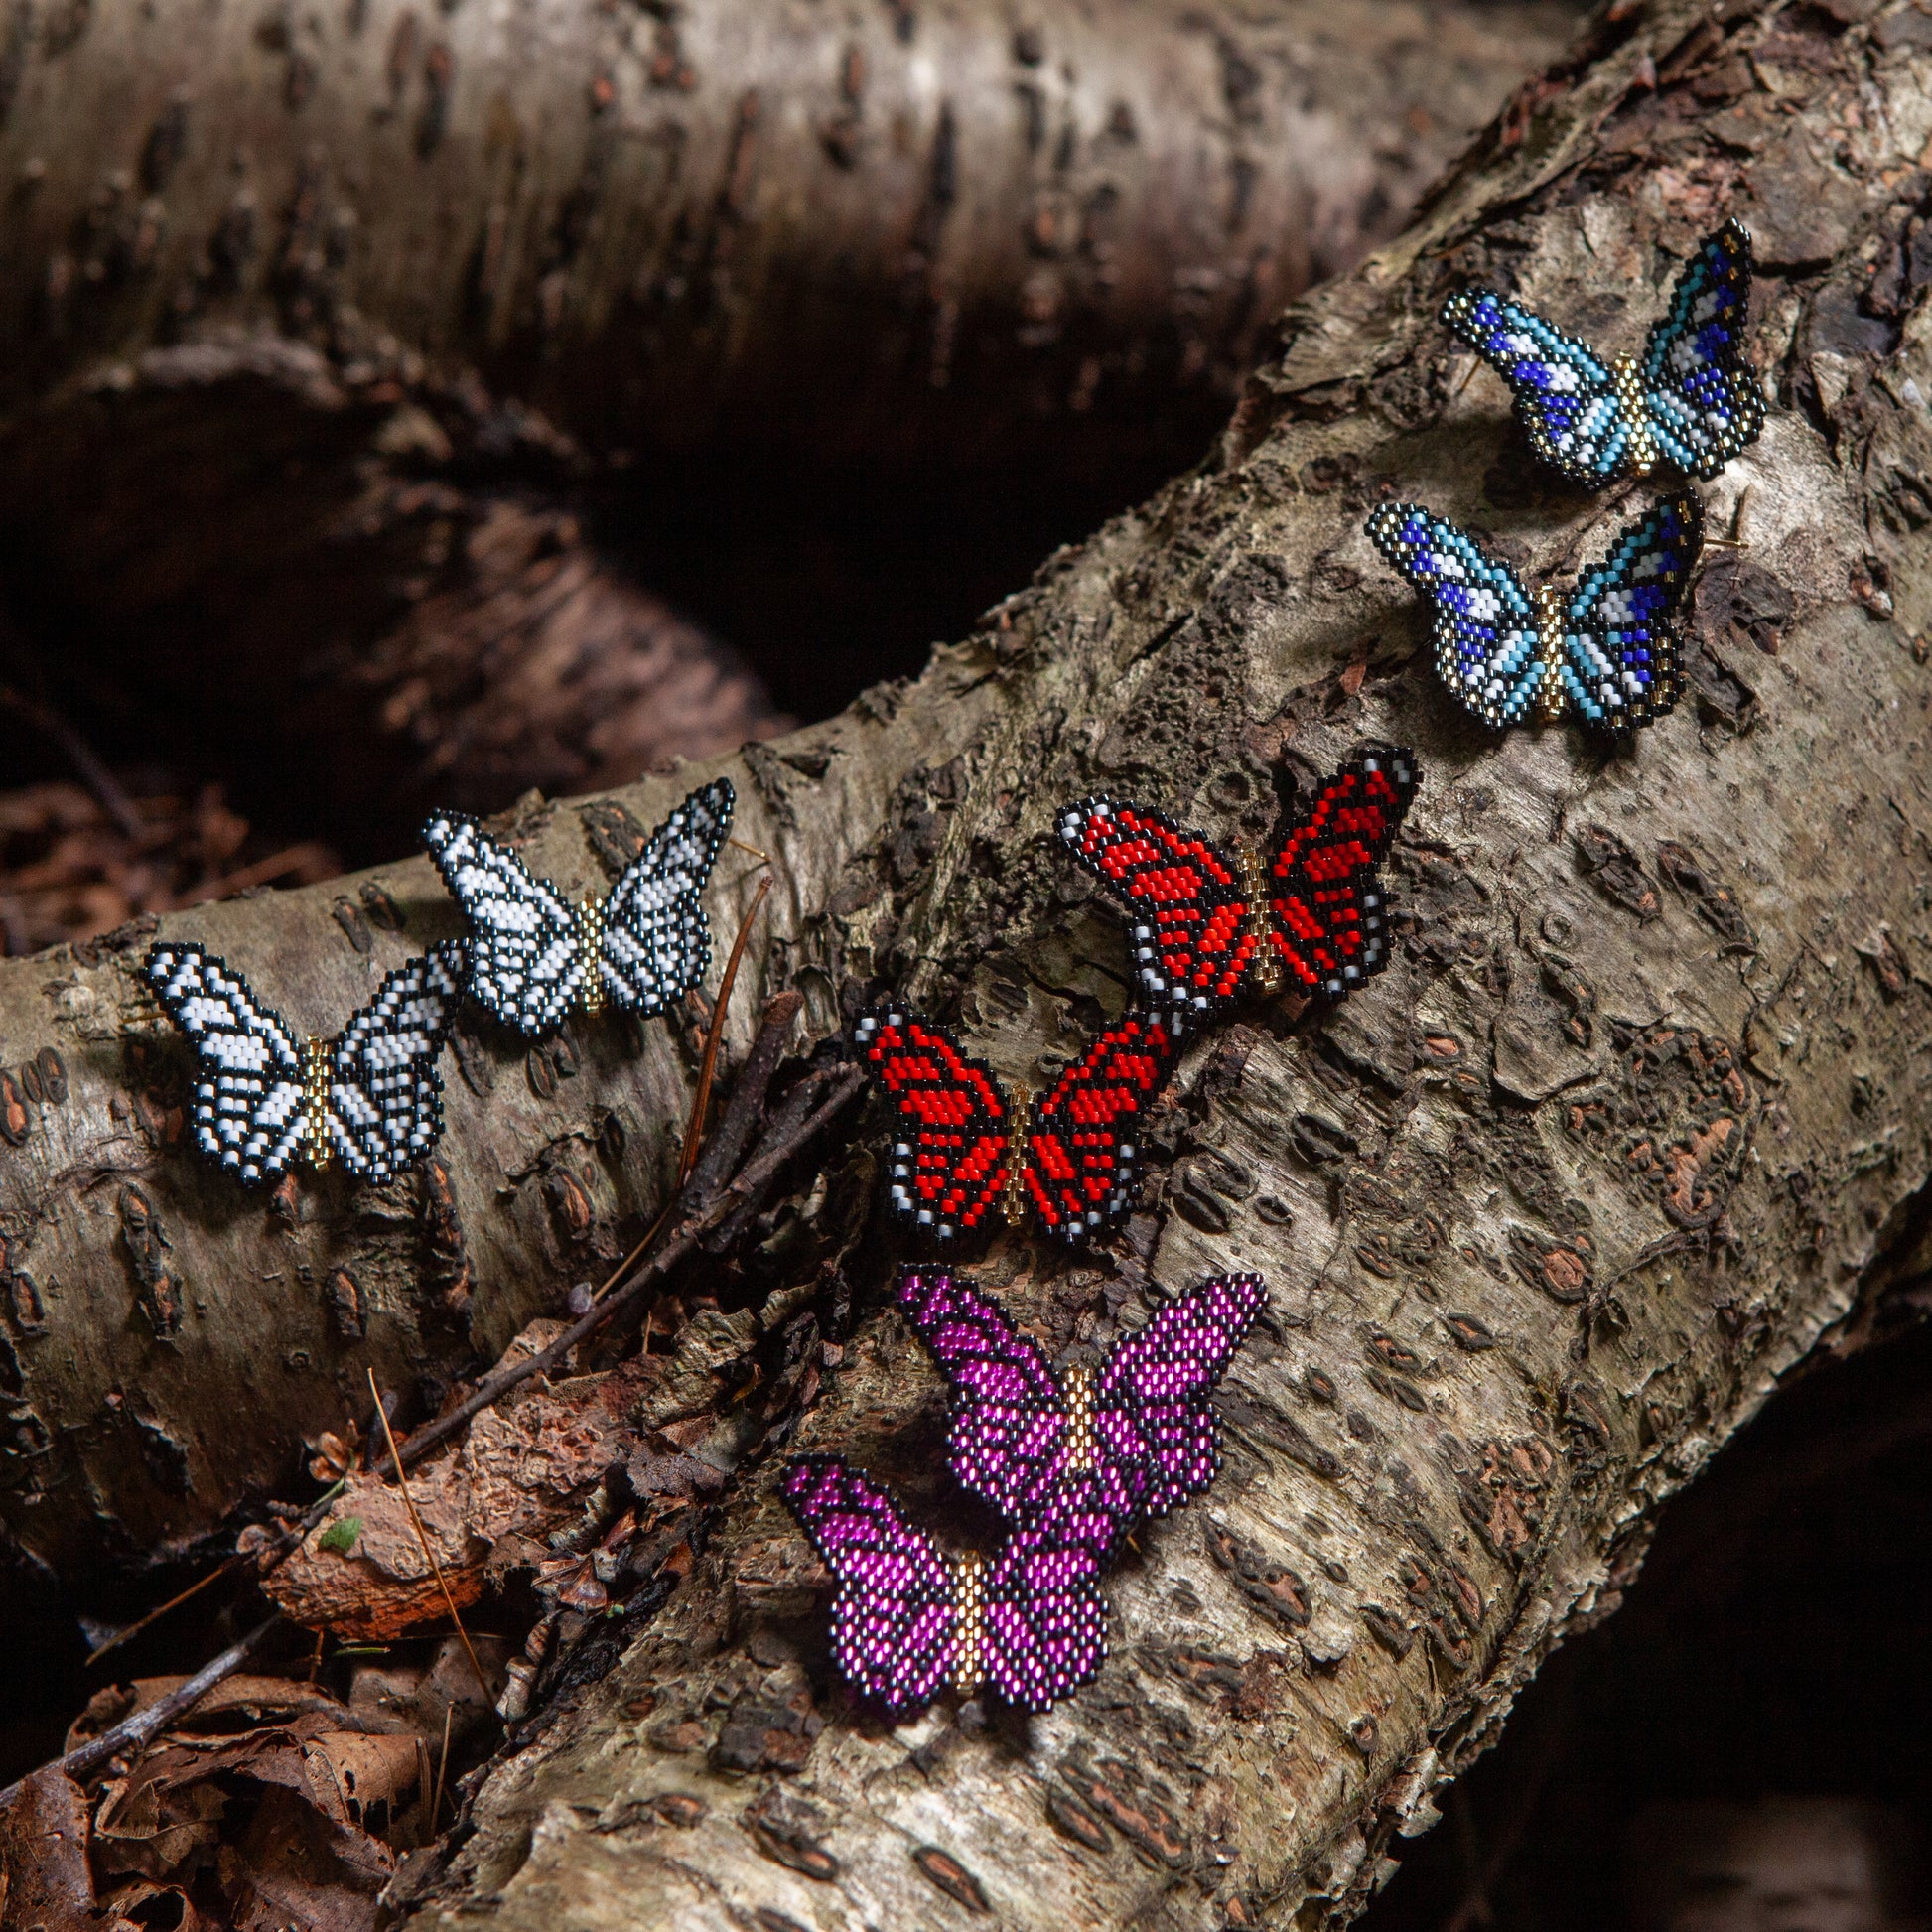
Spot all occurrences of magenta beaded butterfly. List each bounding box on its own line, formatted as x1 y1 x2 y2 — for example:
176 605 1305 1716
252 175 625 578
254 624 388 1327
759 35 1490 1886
780 1454 1117 1714
896 1267 1268 1538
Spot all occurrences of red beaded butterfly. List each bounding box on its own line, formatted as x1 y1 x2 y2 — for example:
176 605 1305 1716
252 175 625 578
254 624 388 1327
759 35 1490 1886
1056 744 1419 1029
852 1005 1179 1247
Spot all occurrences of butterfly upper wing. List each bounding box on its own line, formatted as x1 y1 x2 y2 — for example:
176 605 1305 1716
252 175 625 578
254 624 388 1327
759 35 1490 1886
1265 746 1419 999
1443 286 1631 488
1054 798 1252 1027
142 942 307 1185
1093 1273 1268 1517
1640 219 1763 478
781 1454 955 1713
1365 504 1544 729
1557 491 1702 733
853 1007 1011 1244
322 942 467 1183
897 1266 1067 1519
600 778 734 1017
982 1471 1115 1710
1023 1011 1179 1246
422 813 585 1037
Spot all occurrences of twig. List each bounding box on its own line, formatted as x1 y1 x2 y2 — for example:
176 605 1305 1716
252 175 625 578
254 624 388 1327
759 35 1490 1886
87 1554 247 1664
0 1612 281 1809
0 679 148 845
175 841 342 907
368 1064 863 1481
685 988 801 1201
427 1704 455 1847
368 1368 492 1703
677 872 771 1185
727 836 772 862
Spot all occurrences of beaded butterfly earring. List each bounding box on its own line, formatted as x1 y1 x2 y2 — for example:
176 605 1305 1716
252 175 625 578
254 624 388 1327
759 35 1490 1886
1055 745 1419 1033
1442 218 1762 489
142 940 466 1186
423 778 733 1038
1365 492 1701 734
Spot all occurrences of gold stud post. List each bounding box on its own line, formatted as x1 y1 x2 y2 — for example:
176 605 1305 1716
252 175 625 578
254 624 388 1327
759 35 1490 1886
1533 584 1569 726
1002 1091 1033 1227
1063 1363 1097 1469
578 898 606 1015
1235 843 1284 993
951 1550 986 1696
303 1035 332 1173
1612 353 1658 474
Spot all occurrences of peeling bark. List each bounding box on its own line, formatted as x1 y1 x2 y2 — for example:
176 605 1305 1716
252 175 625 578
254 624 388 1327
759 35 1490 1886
4 0 1932 1927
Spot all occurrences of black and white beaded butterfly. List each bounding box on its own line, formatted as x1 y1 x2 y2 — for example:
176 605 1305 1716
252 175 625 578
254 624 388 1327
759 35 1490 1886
422 779 733 1039
142 940 466 1186
1443 219 1762 489
1366 492 1701 733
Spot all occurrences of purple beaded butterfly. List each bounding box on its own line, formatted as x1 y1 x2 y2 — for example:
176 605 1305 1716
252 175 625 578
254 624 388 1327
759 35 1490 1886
780 1454 1116 1714
896 1267 1268 1540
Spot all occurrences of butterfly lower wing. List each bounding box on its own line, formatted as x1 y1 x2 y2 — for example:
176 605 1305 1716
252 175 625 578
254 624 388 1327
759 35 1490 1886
422 813 585 1037
781 1455 955 1713
1641 219 1764 478
142 942 308 1184
1094 1273 1268 1516
322 942 467 1183
1265 746 1419 999
600 778 734 1016
982 1473 1115 1710
1558 491 1702 733
897 1267 1067 1519
1365 504 1544 729
1054 797 1253 1026
1023 1011 1178 1246
853 1007 1011 1244
1442 287 1632 488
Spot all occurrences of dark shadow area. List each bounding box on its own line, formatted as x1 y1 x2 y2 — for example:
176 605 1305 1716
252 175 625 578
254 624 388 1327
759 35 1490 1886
1361 1319 1932 1932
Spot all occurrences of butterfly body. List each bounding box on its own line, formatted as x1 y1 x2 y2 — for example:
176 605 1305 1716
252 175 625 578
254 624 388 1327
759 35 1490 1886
1367 494 1701 734
897 1267 1268 1538
853 1006 1177 1247
780 1453 1113 1713
1443 219 1761 489
1057 746 1418 1028
144 941 465 1186
423 778 733 1038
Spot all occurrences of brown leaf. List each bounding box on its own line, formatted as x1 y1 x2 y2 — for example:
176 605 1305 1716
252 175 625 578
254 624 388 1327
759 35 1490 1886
0 1767 97 1924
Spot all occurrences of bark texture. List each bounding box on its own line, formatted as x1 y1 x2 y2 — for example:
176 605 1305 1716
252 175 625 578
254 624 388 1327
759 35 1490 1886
0 0 1584 843
1 0 1930 1926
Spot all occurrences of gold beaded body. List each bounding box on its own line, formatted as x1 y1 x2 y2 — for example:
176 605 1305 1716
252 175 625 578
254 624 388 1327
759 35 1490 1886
302 1035 332 1172
1062 1363 1097 1469
951 1550 986 1695
1001 1088 1034 1227
1233 844 1285 993
576 898 607 1015
1533 585 1570 726
1611 354 1659 473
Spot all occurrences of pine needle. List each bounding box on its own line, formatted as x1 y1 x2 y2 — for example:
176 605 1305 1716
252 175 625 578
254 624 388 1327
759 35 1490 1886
677 870 771 1185
367 1369 491 1703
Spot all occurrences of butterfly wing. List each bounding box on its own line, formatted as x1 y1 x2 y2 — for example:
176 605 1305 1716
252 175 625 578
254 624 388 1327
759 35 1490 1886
322 942 467 1183
897 1266 1067 1519
1093 1273 1268 1517
422 812 585 1038
1442 286 1631 488
1054 797 1252 1027
780 1454 955 1713
853 1007 1011 1244
982 1472 1115 1711
1557 491 1701 732
600 778 735 1016
1265 746 1419 999
1023 1011 1179 1246
142 942 307 1185
1365 503 1544 729
1640 219 1763 478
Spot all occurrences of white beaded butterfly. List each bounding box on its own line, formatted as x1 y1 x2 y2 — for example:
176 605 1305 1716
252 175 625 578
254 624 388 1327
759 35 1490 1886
142 940 466 1186
422 779 734 1039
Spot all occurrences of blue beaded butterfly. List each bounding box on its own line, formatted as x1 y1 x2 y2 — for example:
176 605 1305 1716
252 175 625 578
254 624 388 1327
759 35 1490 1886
1443 219 1762 489
1365 492 1702 734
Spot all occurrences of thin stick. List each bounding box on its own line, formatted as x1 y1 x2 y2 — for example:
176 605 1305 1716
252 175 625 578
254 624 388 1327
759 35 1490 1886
367 1369 491 1703
0 1613 280 1809
428 1703 455 1845
88 1556 246 1664
0 679 148 844
728 836 772 862
677 872 771 1185
176 841 341 907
